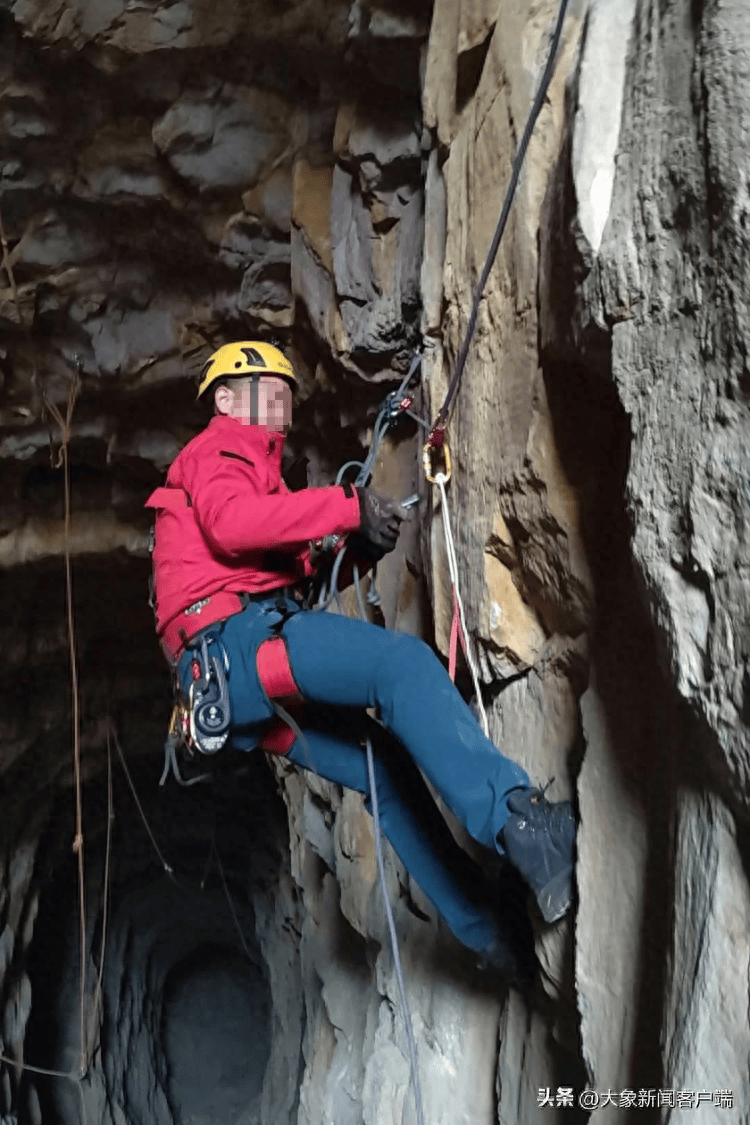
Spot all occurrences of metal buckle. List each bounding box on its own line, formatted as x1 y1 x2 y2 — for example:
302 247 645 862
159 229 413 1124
187 634 231 754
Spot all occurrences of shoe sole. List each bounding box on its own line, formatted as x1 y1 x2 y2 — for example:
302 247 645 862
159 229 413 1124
536 867 573 923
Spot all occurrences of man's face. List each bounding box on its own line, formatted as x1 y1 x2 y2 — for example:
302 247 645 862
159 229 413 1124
216 375 293 431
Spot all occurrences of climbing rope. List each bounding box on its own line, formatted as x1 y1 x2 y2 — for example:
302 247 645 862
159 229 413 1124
212 834 255 963
317 363 429 1117
112 726 177 882
434 473 489 737
87 732 115 1074
422 0 572 717
365 738 425 1125
0 1054 88 1125
44 369 90 1078
349 352 423 488
27 1 571 1105
315 351 423 612
428 0 571 440
2 228 92 1073
328 6 572 1108
0 620 109 1106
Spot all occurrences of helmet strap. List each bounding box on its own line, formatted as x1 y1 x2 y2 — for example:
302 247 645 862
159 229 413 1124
247 376 259 421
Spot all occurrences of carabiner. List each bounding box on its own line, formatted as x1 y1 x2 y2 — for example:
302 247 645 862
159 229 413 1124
422 437 452 484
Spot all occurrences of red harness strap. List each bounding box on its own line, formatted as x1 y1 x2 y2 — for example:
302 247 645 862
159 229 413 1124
256 636 304 756
259 714 300 756
256 636 301 701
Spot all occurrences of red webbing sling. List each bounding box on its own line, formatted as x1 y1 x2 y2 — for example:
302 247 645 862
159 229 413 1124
255 636 305 755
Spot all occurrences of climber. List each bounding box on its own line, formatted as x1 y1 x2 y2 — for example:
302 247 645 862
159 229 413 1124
145 341 576 973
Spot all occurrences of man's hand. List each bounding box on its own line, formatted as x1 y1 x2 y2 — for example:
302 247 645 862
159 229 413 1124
346 532 387 564
357 488 409 555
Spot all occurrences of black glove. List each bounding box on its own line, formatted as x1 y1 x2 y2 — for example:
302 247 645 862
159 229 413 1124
356 488 408 554
346 532 387 564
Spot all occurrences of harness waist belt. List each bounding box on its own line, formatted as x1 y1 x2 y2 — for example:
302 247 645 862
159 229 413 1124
161 586 300 663
161 591 246 662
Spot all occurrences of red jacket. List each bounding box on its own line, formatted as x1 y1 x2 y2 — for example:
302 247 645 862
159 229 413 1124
145 415 362 639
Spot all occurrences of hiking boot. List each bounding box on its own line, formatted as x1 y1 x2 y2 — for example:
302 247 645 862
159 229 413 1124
475 863 537 994
476 938 535 996
499 788 576 924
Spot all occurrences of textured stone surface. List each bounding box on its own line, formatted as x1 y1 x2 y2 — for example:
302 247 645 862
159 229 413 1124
152 85 292 191
595 0 750 787
546 0 750 1114
427 0 748 1118
7 0 352 56
1 0 749 1123
577 682 650 1118
662 790 750 1121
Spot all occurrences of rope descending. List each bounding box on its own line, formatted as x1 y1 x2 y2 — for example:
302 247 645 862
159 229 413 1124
429 0 572 439
315 351 423 612
340 8 573 1115
44 368 90 1077
366 738 425 1125
434 473 489 736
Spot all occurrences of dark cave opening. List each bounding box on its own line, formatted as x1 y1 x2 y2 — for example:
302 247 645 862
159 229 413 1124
16 740 296 1125
161 942 271 1124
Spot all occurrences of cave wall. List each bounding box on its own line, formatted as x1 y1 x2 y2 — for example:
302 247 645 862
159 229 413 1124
1 0 749 1123
572 1 750 1110
421 0 750 1117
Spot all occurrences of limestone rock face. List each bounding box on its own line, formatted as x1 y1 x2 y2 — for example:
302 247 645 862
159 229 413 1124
152 85 292 191
6 0 351 56
424 0 749 1116
1 0 749 1124
597 2 749 787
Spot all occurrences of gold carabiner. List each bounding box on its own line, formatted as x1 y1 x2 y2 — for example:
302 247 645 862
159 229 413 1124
422 438 452 484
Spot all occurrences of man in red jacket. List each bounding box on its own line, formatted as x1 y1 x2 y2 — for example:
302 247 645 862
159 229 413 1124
147 341 576 977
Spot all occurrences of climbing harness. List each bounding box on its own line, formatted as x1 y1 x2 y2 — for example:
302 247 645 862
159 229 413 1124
255 632 312 762
156 588 309 783
158 629 232 786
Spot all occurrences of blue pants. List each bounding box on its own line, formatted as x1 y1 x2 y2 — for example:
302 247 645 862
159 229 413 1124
179 596 530 955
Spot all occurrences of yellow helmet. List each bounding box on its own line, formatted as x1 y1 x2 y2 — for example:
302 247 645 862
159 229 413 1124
196 341 297 398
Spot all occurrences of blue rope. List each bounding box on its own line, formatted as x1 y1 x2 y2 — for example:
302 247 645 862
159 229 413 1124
366 737 425 1125
310 355 426 1115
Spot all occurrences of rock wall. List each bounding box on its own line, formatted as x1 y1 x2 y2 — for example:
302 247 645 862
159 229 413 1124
0 1 749 1124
